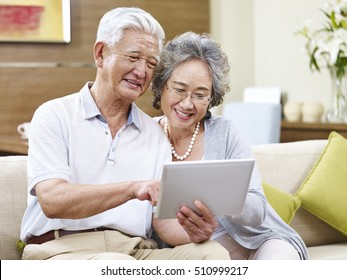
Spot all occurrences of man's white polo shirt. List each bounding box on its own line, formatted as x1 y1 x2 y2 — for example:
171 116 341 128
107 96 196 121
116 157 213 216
20 82 171 242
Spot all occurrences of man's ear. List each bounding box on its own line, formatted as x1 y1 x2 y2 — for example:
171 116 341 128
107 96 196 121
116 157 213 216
94 42 105 67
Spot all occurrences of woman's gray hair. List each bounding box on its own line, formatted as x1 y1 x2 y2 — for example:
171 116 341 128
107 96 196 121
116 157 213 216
151 31 230 115
96 7 165 52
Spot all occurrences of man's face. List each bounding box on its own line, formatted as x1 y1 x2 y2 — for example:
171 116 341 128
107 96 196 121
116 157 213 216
101 29 160 102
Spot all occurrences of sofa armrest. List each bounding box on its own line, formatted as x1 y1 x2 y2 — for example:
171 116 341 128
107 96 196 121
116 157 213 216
0 156 28 260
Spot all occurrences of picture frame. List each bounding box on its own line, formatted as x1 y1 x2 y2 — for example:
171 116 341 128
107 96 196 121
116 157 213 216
0 0 71 43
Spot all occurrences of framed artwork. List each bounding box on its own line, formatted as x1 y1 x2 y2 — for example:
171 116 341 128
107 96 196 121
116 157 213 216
0 0 71 43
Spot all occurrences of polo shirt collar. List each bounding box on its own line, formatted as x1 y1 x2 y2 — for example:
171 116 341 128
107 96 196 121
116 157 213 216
80 82 142 131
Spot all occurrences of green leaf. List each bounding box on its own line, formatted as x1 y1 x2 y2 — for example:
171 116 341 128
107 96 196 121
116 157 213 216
331 11 338 29
310 47 320 72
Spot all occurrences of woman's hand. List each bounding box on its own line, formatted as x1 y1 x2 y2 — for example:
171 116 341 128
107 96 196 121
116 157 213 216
176 200 217 243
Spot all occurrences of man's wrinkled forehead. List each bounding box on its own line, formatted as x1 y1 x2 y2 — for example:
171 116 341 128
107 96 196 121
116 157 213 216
115 29 160 60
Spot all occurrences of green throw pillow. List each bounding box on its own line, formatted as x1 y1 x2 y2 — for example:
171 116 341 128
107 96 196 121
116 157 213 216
295 131 347 236
263 181 300 224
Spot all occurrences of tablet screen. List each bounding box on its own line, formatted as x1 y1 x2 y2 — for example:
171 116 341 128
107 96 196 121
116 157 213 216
155 159 255 219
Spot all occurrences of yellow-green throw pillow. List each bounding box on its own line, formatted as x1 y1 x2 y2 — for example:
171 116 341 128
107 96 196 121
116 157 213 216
263 181 300 224
295 131 347 235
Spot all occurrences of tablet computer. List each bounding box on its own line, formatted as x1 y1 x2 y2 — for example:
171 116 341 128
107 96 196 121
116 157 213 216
155 159 255 219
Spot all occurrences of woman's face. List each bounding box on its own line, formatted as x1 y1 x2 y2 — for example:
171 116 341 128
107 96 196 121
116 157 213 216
161 59 212 131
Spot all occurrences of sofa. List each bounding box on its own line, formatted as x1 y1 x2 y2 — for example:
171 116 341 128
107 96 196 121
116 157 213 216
252 136 347 259
1 138 347 260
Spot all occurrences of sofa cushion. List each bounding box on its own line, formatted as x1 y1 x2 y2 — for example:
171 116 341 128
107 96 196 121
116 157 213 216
290 207 347 247
0 156 28 260
252 139 327 194
263 181 300 224
295 131 347 236
307 243 347 260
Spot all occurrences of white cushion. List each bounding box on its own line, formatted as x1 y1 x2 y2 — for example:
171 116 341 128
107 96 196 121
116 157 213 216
307 243 347 260
252 140 327 194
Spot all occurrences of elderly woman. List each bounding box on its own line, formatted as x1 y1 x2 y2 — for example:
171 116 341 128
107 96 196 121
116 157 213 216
151 31 308 260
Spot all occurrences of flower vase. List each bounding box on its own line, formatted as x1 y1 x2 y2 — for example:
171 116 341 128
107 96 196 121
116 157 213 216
326 67 347 123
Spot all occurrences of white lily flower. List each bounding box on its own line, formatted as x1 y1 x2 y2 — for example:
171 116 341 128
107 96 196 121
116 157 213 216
328 40 341 65
296 0 347 73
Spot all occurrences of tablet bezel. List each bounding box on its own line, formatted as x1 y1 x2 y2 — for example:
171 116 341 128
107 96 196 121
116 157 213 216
155 159 255 219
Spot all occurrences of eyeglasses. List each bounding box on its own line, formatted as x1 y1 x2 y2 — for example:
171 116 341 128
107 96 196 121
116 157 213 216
115 51 158 70
166 85 212 105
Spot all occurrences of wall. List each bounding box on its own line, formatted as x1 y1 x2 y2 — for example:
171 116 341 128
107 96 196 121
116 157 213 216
0 0 209 135
254 0 328 105
210 0 331 115
210 0 254 114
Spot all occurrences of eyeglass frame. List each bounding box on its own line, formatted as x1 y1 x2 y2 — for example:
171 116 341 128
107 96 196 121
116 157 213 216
165 84 212 105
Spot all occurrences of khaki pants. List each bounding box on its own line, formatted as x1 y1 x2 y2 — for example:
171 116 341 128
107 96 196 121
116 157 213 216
22 230 230 260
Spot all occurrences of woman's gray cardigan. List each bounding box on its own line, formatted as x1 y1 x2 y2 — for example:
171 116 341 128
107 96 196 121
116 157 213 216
204 115 307 260
154 114 308 259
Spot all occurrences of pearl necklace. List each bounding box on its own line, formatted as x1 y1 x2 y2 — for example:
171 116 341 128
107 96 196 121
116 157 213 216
164 117 200 160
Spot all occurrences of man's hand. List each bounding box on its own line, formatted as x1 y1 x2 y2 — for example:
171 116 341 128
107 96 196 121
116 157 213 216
133 180 160 206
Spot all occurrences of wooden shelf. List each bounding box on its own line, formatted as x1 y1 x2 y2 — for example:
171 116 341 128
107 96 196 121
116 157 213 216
0 135 28 155
280 120 347 142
